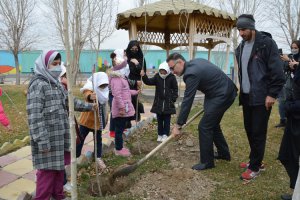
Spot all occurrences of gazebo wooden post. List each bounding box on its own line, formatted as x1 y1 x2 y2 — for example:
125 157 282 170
224 43 230 74
188 15 196 60
208 49 211 61
129 18 137 40
164 23 170 57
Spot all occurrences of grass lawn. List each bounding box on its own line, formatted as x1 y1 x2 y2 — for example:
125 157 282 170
202 100 290 200
0 84 83 146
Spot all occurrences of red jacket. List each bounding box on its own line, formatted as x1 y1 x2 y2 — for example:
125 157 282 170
0 87 10 127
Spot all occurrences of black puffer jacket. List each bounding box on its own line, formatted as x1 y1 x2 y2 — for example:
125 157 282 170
235 31 285 106
142 73 178 115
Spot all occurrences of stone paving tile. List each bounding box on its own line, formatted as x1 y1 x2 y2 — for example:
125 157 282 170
0 171 18 188
0 155 19 168
2 159 33 176
82 145 94 155
8 146 31 159
0 178 35 200
22 170 36 182
84 133 93 144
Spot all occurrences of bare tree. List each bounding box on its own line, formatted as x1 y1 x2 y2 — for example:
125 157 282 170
43 0 116 84
62 0 78 198
89 0 116 69
0 0 36 85
268 0 300 46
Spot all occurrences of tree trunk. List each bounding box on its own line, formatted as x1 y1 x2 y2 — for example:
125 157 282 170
63 0 78 199
13 53 20 85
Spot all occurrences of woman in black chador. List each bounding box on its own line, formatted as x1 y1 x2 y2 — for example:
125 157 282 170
125 40 146 122
278 40 300 200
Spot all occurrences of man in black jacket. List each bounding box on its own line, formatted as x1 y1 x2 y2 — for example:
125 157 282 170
235 14 285 180
168 53 237 170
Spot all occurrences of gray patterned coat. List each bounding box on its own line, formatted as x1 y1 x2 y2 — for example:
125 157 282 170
27 75 94 170
27 75 69 170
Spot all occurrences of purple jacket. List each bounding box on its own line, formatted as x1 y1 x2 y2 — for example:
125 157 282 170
110 71 138 118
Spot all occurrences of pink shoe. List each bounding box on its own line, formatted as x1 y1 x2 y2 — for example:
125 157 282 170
114 148 131 157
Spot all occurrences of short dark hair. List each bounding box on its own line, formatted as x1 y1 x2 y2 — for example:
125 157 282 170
166 53 186 62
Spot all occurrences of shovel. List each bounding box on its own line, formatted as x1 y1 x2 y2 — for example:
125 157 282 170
109 109 204 183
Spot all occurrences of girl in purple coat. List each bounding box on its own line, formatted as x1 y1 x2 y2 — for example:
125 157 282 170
109 51 139 157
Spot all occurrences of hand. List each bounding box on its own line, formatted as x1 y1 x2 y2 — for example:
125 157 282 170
137 81 142 90
41 149 50 154
280 54 290 62
171 124 182 138
92 103 98 111
265 96 276 110
119 108 125 116
90 93 97 101
289 59 299 70
130 58 139 65
140 70 145 77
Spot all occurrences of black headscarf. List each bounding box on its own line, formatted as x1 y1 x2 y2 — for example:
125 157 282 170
126 40 144 63
125 40 147 82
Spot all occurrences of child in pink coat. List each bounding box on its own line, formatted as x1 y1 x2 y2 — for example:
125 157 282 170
110 50 139 157
0 87 11 130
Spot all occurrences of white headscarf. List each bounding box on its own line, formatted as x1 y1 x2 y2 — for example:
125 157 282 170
59 62 66 78
113 49 130 78
80 72 109 104
158 61 170 79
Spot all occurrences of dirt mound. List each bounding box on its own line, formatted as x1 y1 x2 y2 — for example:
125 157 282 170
129 168 215 200
83 123 217 199
127 135 217 200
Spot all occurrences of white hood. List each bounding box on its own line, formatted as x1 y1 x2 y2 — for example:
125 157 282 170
80 72 109 104
158 61 170 79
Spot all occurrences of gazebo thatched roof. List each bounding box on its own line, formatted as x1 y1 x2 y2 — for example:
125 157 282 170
116 0 236 64
116 0 236 33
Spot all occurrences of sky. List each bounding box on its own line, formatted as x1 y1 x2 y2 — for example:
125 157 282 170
31 0 292 52
100 0 135 50
35 0 136 50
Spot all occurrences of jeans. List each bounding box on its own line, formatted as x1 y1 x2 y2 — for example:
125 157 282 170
114 117 129 150
156 114 171 136
76 125 102 158
109 93 115 132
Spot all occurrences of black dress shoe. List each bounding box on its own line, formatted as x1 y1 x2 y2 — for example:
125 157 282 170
214 152 231 161
192 163 215 170
281 194 292 200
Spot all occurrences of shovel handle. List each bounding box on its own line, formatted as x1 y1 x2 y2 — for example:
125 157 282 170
136 109 204 166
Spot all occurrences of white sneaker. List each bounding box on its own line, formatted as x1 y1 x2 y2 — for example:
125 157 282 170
157 135 163 142
63 182 72 193
161 135 168 142
97 158 107 170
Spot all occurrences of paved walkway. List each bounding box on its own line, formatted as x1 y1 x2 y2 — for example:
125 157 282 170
0 103 153 200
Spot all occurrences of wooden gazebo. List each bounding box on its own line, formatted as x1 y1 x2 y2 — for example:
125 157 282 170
116 0 236 71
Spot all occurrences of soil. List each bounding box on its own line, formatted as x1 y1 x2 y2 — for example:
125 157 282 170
87 124 217 200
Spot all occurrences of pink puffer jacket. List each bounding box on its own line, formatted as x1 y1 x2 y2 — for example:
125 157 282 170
110 72 138 118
